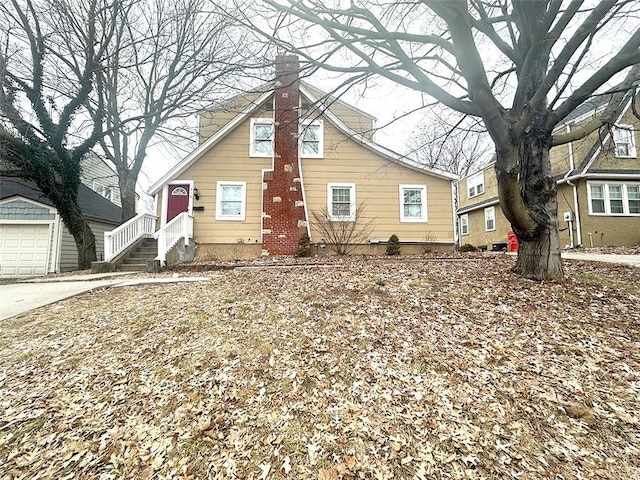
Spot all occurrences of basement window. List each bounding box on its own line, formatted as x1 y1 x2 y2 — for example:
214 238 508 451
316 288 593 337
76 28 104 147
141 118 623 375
216 181 246 221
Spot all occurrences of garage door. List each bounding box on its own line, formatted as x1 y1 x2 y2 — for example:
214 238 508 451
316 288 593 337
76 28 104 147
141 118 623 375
0 224 50 278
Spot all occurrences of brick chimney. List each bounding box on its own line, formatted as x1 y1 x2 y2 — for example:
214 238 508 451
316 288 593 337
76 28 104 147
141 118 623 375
261 55 308 255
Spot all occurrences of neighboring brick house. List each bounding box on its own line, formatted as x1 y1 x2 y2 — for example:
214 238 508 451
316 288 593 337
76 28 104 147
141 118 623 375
457 91 640 250
148 55 457 259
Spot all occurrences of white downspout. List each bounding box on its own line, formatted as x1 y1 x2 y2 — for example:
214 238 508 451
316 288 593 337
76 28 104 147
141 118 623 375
563 125 582 247
568 180 582 247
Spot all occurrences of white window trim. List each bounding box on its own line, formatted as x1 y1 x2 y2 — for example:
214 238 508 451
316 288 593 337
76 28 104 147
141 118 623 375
300 119 324 159
249 118 274 157
587 181 640 216
399 184 428 222
327 183 356 221
93 181 113 201
215 181 247 221
460 214 469 236
468 172 485 199
485 206 496 232
612 125 637 159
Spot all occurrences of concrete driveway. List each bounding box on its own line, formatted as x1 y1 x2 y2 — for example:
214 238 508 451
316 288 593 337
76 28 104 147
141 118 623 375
0 273 211 321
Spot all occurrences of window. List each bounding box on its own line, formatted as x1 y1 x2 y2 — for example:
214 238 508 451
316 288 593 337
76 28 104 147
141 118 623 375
589 184 605 213
216 181 246 221
250 118 273 157
399 185 427 222
608 185 623 214
460 214 469 236
327 183 356 221
301 120 323 158
612 125 636 158
467 172 485 198
588 182 640 216
93 182 113 201
628 185 640 214
485 206 495 231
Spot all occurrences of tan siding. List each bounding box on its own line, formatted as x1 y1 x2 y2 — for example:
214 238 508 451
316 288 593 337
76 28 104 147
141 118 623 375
458 164 496 211
460 204 509 249
302 121 454 244
176 111 454 250
550 141 572 177
301 83 375 139
577 180 640 247
174 116 271 244
590 102 640 171
199 90 270 144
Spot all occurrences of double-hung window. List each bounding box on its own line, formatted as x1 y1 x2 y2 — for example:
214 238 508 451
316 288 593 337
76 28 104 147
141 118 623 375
588 182 640 216
93 182 113 202
399 185 428 222
468 172 485 198
250 118 273 157
460 214 469 236
216 181 246 221
301 120 323 158
612 125 636 158
485 206 495 231
327 183 356 221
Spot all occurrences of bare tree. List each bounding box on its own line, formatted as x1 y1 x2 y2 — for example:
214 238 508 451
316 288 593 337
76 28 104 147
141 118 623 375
0 0 116 269
92 0 268 222
407 113 492 177
311 204 375 255
232 0 640 280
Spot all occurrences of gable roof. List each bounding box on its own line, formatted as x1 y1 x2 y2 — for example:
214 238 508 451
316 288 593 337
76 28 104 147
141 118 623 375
149 83 456 194
0 175 122 223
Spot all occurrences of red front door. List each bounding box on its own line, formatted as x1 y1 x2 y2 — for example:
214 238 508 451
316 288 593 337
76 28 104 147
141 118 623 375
166 184 190 222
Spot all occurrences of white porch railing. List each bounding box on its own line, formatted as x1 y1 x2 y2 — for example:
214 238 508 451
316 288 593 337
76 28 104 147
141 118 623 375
104 213 157 262
154 212 194 263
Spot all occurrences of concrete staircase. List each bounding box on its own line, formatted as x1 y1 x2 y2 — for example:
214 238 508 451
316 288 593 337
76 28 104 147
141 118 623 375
117 238 158 272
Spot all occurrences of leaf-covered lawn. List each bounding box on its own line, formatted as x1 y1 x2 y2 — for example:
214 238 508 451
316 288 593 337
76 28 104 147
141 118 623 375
1 256 639 479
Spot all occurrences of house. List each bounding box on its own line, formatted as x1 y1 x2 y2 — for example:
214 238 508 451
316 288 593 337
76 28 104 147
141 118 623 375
0 166 122 278
457 91 640 250
81 152 123 207
143 55 457 262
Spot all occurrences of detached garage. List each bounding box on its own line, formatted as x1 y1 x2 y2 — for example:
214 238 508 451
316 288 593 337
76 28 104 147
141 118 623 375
0 177 121 278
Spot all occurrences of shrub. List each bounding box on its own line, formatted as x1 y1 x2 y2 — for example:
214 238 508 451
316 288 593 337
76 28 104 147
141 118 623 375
311 204 375 255
459 243 477 252
386 234 401 255
295 232 312 257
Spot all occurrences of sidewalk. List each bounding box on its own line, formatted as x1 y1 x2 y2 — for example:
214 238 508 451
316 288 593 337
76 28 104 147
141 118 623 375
0 273 212 321
561 252 640 267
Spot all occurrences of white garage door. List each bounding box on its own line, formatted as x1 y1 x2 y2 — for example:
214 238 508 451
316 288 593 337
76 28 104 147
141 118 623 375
0 224 50 278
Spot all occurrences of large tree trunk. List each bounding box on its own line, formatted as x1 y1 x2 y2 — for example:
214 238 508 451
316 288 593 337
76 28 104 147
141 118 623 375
57 193 97 270
495 129 564 281
119 172 138 223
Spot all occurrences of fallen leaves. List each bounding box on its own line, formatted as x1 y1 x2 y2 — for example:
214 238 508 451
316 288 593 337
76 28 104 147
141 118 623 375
1 255 639 479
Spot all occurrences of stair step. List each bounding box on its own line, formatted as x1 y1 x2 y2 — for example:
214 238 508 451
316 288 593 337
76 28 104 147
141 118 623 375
118 264 147 272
